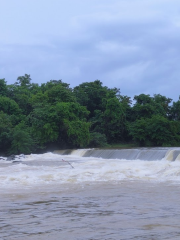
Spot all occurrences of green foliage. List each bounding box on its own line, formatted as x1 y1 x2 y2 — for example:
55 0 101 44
46 84 75 104
8 74 41 115
88 132 108 147
103 97 127 142
129 115 180 146
9 123 35 155
40 79 75 104
41 79 70 91
0 112 13 153
30 92 49 107
132 94 172 121
29 102 90 148
0 74 180 154
0 78 8 96
170 99 180 121
90 110 104 133
55 102 90 147
10 87 32 115
15 74 32 87
153 94 172 116
128 118 149 146
0 96 21 115
74 80 120 119
29 104 59 145
90 95 131 143
64 120 90 147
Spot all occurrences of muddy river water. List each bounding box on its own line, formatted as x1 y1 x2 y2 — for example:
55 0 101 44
1 150 180 239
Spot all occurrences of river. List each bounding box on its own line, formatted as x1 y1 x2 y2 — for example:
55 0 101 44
1 148 180 239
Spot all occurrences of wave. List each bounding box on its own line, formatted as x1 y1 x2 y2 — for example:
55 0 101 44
1 148 180 189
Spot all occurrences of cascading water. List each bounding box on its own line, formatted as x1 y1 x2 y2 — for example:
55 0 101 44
0 147 180 190
54 147 180 161
1 148 180 240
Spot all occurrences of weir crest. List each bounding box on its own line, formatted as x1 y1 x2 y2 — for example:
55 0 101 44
54 148 180 161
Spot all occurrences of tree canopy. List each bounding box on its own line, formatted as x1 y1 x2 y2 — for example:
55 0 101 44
0 74 180 155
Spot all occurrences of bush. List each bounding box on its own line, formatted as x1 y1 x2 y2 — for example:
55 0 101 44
88 132 108 147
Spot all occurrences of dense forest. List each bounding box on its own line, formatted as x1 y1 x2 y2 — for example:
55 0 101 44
0 74 180 155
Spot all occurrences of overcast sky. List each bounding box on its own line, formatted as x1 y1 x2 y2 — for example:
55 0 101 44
1 0 180 101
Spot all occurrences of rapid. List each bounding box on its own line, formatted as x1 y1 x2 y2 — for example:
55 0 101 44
1 148 180 239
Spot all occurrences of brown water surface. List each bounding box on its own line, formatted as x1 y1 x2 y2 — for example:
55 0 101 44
1 181 180 240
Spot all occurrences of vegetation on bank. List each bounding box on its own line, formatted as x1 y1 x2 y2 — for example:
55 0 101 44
102 143 138 149
0 74 180 155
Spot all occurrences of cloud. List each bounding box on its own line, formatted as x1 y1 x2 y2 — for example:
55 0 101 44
1 0 180 101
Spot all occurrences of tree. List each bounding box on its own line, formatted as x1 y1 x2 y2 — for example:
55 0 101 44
30 91 49 108
7 74 37 115
54 102 90 147
0 96 21 116
29 102 90 148
73 80 120 119
103 97 127 142
153 94 172 117
0 78 8 96
88 132 108 147
131 94 172 121
129 115 180 146
9 87 33 115
132 94 155 120
28 103 59 145
9 122 35 155
45 84 76 104
128 118 148 146
64 119 90 147
170 98 180 121
0 112 13 153
15 74 31 87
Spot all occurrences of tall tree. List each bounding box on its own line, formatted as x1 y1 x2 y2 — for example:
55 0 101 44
0 78 8 96
0 112 13 153
15 74 31 87
103 97 128 142
73 80 120 119
9 122 35 155
29 102 90 148
129 115 180 146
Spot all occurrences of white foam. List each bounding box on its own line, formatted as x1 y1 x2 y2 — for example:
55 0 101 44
1 152 180 189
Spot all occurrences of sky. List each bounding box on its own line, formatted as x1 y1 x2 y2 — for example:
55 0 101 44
1 0 180 101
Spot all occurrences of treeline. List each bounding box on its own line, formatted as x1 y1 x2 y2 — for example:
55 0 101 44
0 74 180 155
